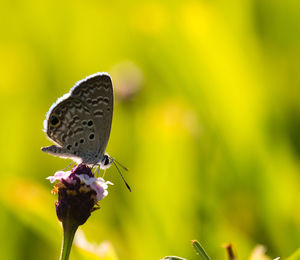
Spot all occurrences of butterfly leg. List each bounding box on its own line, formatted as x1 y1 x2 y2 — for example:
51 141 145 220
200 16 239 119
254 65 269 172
92 163 101 177
102 168 107 178
61 161 75 171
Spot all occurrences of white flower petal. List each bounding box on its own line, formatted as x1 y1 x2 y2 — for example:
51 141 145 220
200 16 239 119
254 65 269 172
46 171 71 183
78 174 96 185
89 179 113 201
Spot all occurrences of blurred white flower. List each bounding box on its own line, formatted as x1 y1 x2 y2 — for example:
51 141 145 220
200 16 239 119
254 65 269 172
75 229 119 259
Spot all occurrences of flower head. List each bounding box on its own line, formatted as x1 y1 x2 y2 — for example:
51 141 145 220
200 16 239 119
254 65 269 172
47 164 113 225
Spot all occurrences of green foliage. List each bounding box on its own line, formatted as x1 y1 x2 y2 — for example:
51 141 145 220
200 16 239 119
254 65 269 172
162 240 211 260
192 240 211 260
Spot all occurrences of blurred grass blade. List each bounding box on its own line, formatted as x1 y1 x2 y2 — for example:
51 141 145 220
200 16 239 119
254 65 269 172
161 257 187 260
192 240 211 260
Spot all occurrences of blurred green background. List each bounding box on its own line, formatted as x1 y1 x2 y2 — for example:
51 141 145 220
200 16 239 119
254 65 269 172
1 0 300 259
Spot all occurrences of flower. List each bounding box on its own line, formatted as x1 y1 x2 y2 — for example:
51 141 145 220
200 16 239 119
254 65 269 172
47 164 113 225
47 171 72 183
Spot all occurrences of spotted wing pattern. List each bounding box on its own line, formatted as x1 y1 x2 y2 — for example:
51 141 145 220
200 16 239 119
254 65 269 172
42 73 113 164
70 73 113 159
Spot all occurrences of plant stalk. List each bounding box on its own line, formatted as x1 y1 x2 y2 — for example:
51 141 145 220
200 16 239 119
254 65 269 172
60 220 78 260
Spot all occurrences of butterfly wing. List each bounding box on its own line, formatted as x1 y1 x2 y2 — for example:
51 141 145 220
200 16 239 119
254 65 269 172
70 73 114 160
42 73 114 164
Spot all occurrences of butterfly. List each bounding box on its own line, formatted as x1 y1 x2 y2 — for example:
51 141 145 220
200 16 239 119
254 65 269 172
42 73 130 190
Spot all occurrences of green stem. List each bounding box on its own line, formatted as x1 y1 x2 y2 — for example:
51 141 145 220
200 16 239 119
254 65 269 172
60 221 78 260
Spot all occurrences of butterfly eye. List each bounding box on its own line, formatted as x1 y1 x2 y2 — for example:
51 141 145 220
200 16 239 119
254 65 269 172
103 155 110 165
49 115 61 127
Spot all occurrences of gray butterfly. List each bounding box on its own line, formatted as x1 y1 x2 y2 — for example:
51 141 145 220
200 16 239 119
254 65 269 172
42 72 114 168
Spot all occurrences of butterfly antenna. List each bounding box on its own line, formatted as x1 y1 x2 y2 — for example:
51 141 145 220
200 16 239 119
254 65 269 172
112 160 131 192
113 158 129 171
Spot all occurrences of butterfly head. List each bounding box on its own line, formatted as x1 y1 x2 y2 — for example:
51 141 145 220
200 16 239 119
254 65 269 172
100 154 113 169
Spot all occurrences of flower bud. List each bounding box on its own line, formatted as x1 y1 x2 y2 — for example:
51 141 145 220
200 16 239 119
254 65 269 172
47 164 112 225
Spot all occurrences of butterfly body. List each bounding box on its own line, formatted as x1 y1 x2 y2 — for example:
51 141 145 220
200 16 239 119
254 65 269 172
42 73 113 165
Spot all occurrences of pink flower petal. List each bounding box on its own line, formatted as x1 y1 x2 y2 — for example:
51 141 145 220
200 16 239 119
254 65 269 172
46 171 71 183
